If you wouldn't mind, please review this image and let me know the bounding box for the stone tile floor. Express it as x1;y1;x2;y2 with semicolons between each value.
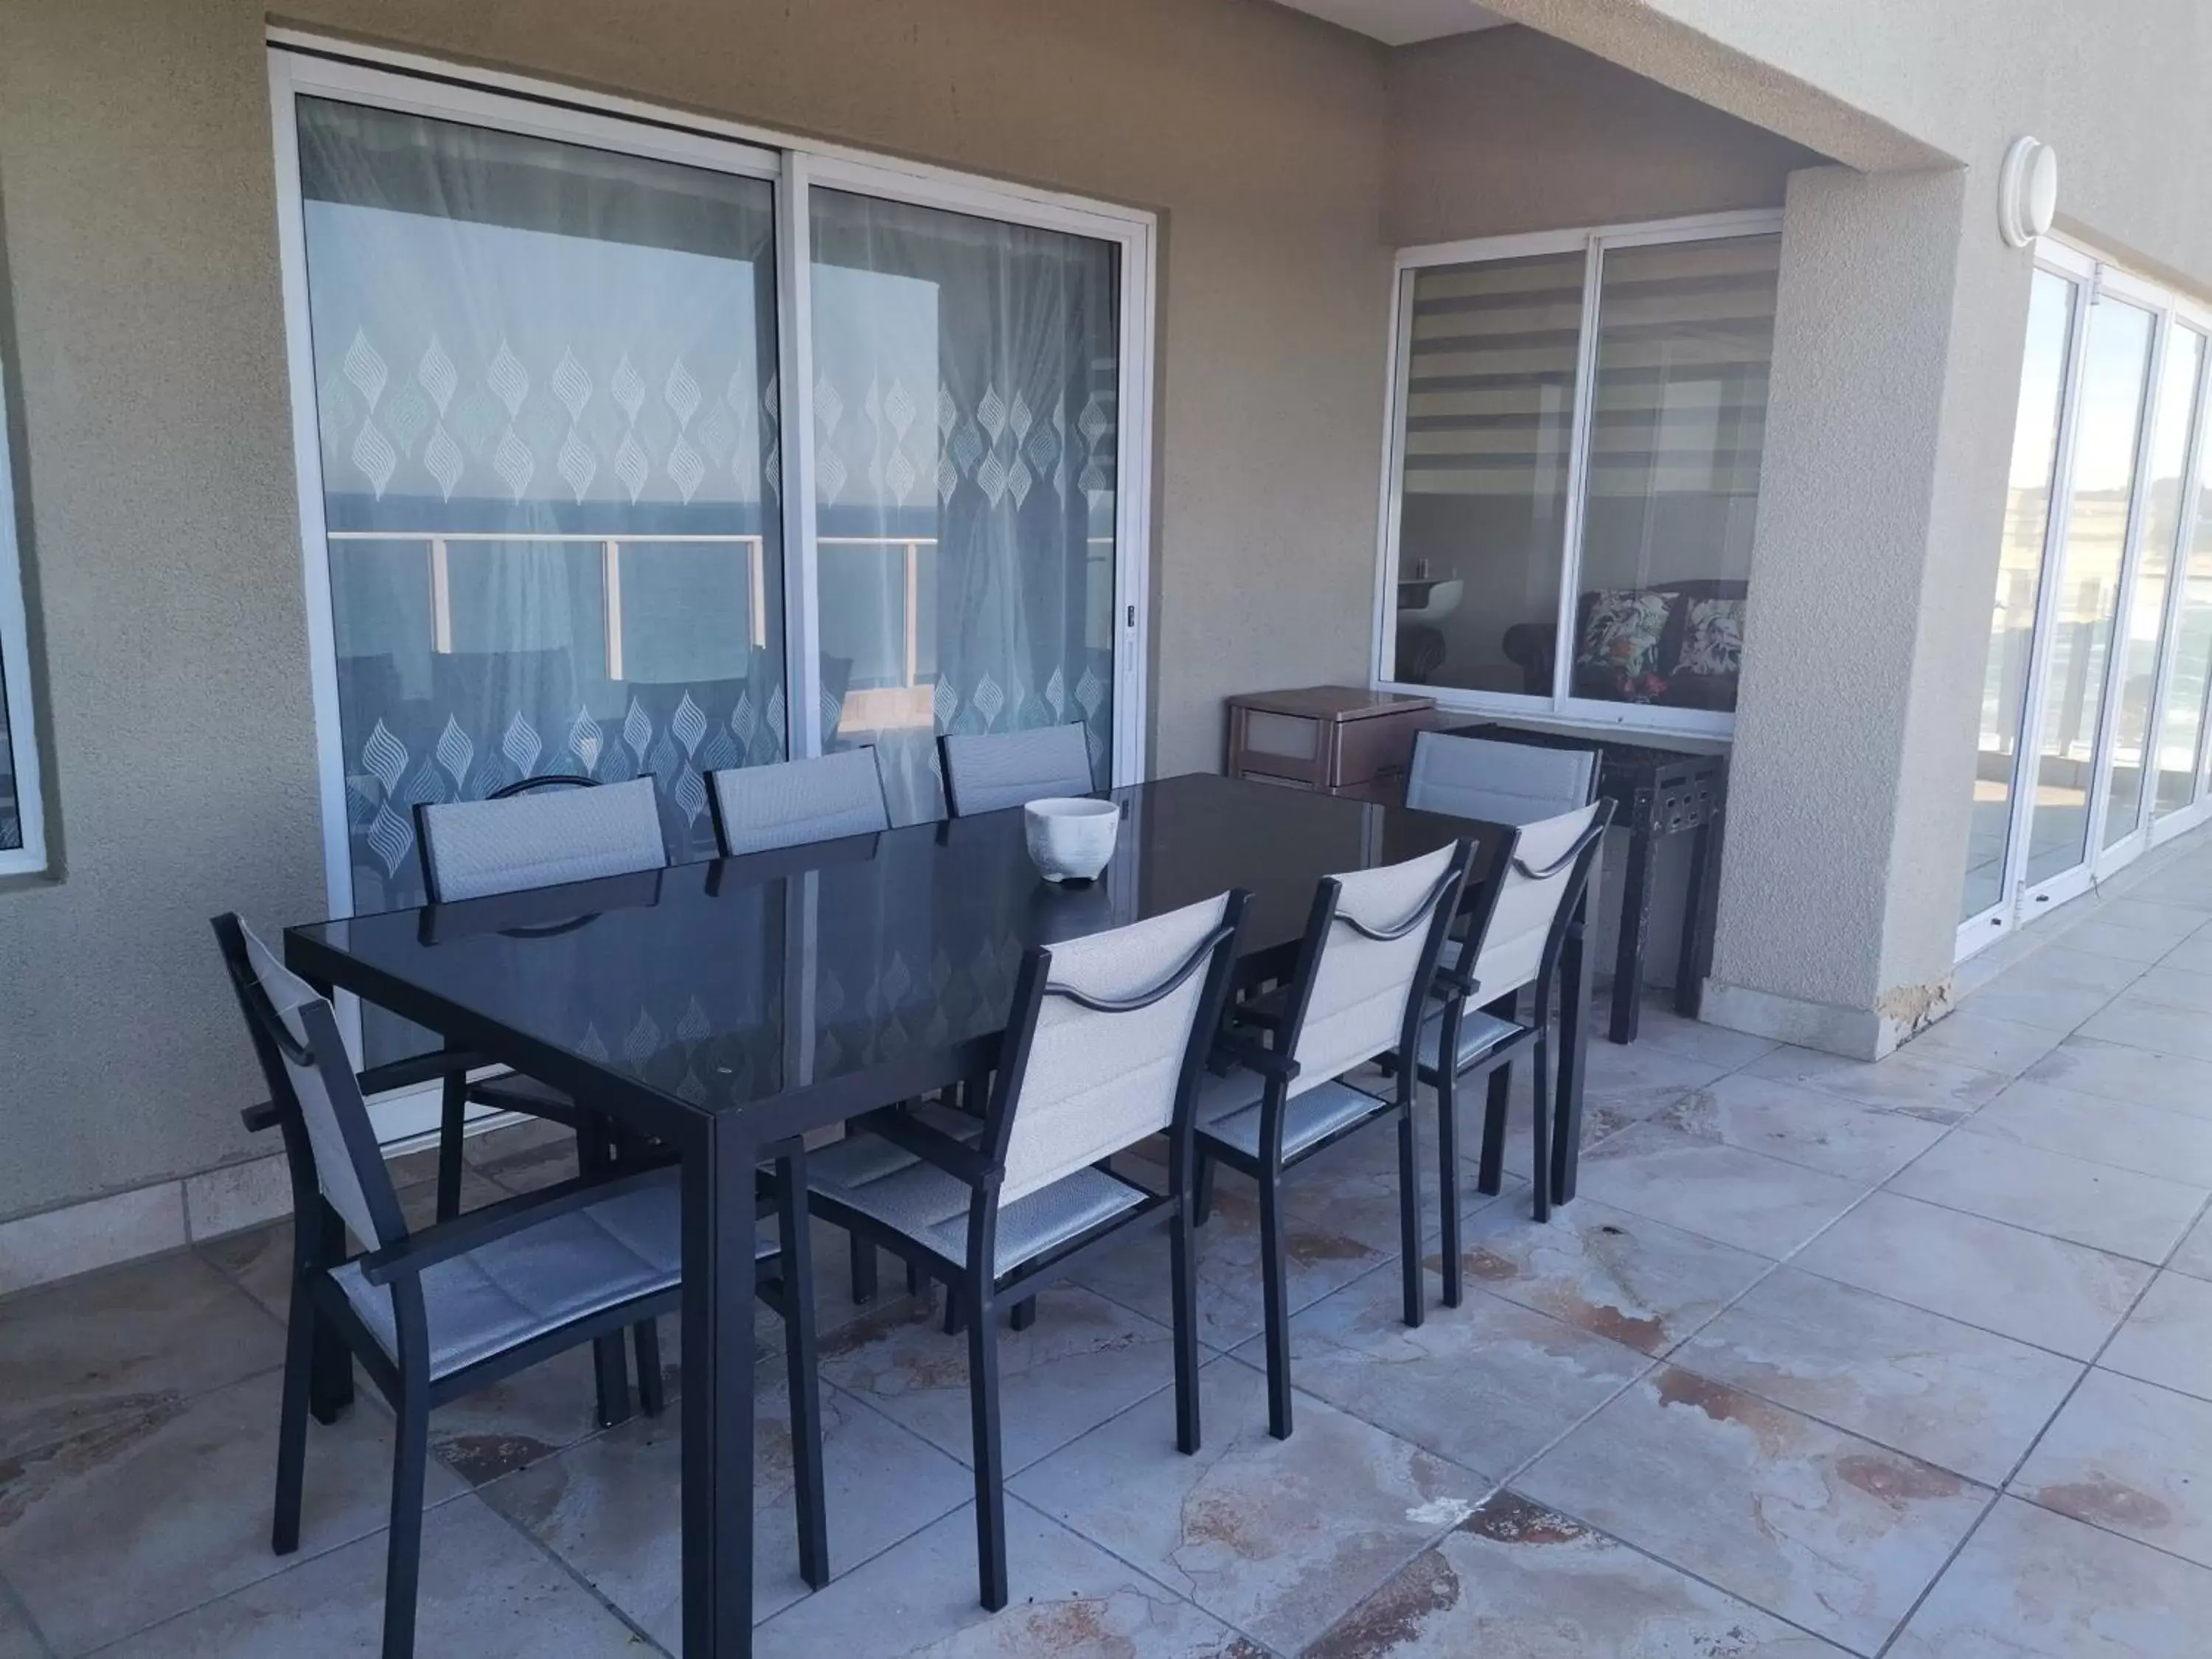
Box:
10;843;2212;1655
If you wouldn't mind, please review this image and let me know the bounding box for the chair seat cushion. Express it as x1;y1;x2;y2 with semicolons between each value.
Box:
1196;1073;1390;1162
809;1139;1144;1276
1417;1006;1526;1076
333;1171;706;1380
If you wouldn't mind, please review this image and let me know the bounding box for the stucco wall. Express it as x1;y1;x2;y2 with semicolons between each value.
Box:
1384;26;1820;247
0;0;1391;1221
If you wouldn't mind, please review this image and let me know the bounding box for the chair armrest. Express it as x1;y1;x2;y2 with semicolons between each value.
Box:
355;1163;672;1286
858;1110;999;1189
1210;1028;1300;1085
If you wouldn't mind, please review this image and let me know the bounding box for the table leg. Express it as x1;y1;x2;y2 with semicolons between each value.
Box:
1552;869;1596;1206
1609;813;1656;1045
1674;810;1724;1020
681;1114;757;1658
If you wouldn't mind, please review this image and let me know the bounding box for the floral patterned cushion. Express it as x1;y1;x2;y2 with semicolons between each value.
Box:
1679;597;1746;678
1576;590;1672;679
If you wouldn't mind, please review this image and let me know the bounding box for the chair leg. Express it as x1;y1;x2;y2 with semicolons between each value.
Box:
633;1318;666;1418
434;1071;468;1224
1436;1068;1464;1308
1530;1033;1553;1225
382;1390;430;1659
1193;1152;1217;1227
273;1278;315;1555
965;1271;1009;1611
849;1235;879;1304
776;1162;830;1591
1396;1104;1424;1329
906;1259;924;1298
308;1204;355;1425
1258;1169;1293;1441
1170;1206;1202;1455
942;1283;964;1336
1009;1296;1037;1332
1477;1062;1512;1196
577;1123;632;1428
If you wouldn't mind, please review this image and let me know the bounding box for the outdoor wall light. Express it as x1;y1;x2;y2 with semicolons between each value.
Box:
1998;136;2059;248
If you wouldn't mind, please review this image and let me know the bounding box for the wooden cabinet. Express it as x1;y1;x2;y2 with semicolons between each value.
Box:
1225;686;1436;795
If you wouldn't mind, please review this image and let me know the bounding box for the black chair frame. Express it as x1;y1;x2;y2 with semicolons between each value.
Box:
212;913;827;1659
1193;843;1472;1441
1421;801;1613;1295
804;892;1249;1613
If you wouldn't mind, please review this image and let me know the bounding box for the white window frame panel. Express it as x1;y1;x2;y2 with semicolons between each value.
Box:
1369;207;1784;743
268;40;1158;1124
1957;238;2212;961
2140;302;2212;852
0;369;47;878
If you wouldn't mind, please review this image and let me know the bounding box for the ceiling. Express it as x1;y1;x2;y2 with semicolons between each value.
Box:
1270;0;1508;46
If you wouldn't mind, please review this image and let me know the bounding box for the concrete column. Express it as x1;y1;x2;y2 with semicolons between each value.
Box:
1703;163;2034;1057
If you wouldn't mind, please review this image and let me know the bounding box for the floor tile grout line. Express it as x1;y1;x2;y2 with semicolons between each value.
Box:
1868;1192;2211;1659
0;1563;58;1659
477;1478;678;1657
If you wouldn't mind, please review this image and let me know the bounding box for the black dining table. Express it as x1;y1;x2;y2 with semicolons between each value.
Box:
283;770;1595;1657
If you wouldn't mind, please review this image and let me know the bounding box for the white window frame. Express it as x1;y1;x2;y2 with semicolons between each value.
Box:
1956;237;2212;961
1368;208;1784;742
0;369;47;878
266;39;1157;1131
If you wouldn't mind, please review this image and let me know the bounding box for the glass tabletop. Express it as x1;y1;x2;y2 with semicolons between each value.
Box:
288;771;1486;1124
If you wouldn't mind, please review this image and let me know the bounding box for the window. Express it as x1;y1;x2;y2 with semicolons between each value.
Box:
270;46;1151;1082
0;367;46;877
1377;214;1781;734
1958;242;2212;956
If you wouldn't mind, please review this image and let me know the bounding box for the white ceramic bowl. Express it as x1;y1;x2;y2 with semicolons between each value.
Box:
1023;796;1119;883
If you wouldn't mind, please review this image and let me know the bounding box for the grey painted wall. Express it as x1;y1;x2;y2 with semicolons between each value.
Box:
1384;26;1820;247
0;0;1391;1221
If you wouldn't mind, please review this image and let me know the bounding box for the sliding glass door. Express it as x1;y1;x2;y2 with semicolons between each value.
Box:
1962;268;2077;928
273;52;1152;1098
808;189;1119;823
1959;245;2212;956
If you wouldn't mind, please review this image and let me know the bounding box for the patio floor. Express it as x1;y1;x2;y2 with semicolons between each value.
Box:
9;846;2212;1655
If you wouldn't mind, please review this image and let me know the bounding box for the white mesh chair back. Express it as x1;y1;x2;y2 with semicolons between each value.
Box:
997;894;1231;1206
1290;843;1458;1092
711;748;890;856
1406;732;1595;827
941;724;1094;817
418;776;665;902
236;919;397;1249
1469;801;1604;999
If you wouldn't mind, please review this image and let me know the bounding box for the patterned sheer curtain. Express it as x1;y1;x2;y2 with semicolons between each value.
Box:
809;189;1119;824
297;98;785;1064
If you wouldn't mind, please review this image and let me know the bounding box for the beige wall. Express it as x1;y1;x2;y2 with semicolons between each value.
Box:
0;0;1391;1221
1384;26;1819;247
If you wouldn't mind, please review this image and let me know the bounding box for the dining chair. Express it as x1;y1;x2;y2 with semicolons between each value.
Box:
937;723;1095;816
413;773;669;1424
413;773;669;1217
800;891;1248;1611
708;746;891;857
1193;840;1472;1441
1405;730;1597;825
211;912;827;1659
1394;801;1612;1291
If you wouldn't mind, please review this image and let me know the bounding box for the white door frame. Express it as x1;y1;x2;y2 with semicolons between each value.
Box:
267;40;1158;1127
1958;244;2212;961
